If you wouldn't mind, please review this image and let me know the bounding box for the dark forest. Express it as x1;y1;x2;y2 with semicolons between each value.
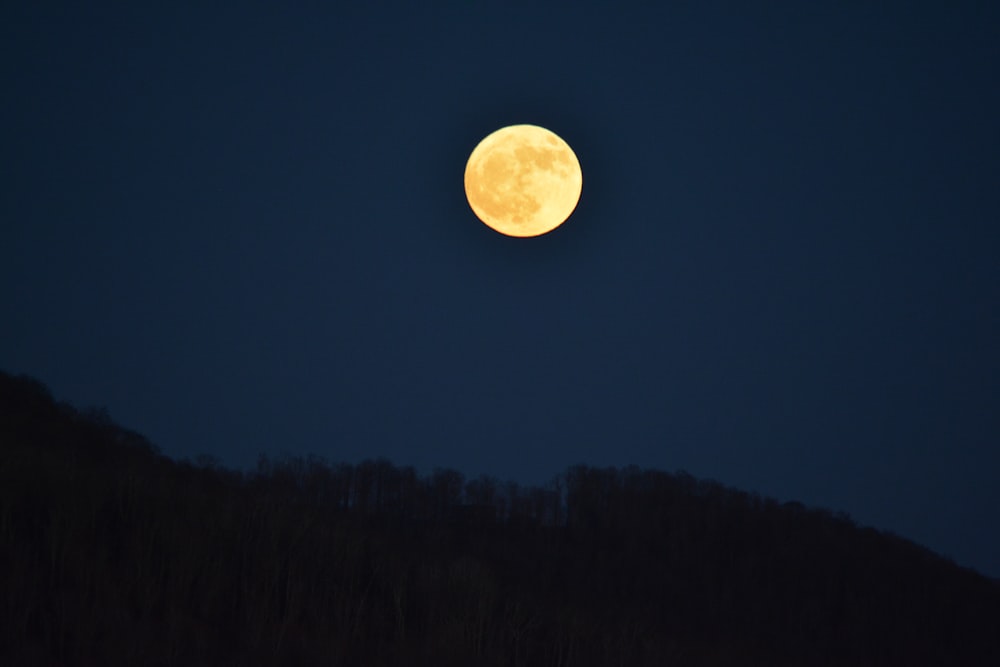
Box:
2;370;998;666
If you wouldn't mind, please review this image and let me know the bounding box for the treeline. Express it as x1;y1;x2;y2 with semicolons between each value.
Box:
2;370;999;666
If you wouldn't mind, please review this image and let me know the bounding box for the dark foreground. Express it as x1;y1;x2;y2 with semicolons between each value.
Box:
2;370;998;666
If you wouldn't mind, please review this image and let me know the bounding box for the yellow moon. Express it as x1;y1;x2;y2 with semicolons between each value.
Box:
464;124;582;237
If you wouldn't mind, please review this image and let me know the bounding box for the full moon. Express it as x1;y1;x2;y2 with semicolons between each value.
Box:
464;124;582;237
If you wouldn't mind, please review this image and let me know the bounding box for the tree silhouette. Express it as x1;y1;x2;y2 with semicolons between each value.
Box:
2;369;999;666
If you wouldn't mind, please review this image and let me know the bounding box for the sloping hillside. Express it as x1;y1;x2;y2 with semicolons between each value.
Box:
2;370;998;666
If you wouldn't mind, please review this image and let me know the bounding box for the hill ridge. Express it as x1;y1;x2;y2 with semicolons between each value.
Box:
2;370;998;666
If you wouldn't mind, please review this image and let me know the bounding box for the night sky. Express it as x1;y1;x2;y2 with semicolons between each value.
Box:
3;3;998;577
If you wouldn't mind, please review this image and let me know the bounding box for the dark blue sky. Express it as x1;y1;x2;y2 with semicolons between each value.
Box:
3;3;998;577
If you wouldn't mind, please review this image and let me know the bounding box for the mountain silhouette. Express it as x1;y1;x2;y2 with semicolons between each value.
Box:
2;369;998;666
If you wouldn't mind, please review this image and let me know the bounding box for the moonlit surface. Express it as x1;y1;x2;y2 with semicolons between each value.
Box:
464;125;583;237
